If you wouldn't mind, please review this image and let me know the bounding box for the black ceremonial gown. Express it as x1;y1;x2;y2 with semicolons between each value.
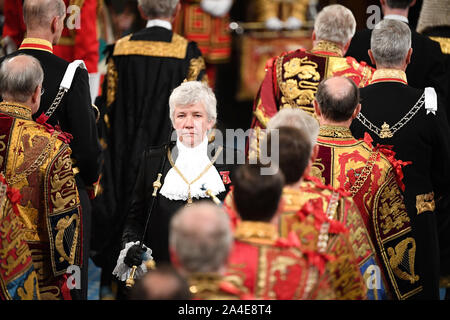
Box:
122;141;239;264
350;79;450;299
92;26;207;270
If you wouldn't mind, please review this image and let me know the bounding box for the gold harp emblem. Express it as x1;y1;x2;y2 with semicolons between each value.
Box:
379;122;393;139
55;214;79;264
387;237;419;284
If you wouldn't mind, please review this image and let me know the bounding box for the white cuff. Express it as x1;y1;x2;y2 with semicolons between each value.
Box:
112;241;153;282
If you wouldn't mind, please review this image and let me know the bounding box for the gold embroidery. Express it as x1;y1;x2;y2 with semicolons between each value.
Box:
106;59;118;107
416;192;435;215
379;122;393;139
54;214;80;264
311;159;326;185
430;37;450;55
0;134;6;170
113;33;188;59
186;57;206;81
0;102;33;120
235;221;278;245
378;179;410;235
318;126;353;139
17;271;39;300
348;151;378;197
19;38;53;53
312;41;343;56
50;151;77;212
387;238;419;284
371;69;408;84
188;272;238;300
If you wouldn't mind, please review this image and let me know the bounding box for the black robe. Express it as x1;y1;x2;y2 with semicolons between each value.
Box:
346;19;449;116
122;141;239;263
92;26;206;267
350;81;450;299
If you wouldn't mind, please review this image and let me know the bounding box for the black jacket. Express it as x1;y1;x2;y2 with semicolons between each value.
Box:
350;81;450;299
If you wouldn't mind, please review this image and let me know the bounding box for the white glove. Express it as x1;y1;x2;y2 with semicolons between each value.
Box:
200;0;233;17
265;17;284;30
112;241;153;282
284;16;303;30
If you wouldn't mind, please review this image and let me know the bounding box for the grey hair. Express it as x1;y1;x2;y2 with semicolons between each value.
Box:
0;54;44;103
371;19;411;68
267;109;319;147
169;81;217;125
169;202;232;273
23;0;66;28
314;4;356;46
138;0;179;19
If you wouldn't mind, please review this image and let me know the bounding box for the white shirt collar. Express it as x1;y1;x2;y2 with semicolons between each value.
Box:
160;137;225;202
146;19;172;30
384;14;409;24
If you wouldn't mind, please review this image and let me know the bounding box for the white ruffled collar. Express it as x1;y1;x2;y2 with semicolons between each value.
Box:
160;137;225;202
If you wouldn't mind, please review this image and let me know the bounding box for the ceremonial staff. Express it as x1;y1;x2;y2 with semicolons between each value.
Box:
126;128;175;288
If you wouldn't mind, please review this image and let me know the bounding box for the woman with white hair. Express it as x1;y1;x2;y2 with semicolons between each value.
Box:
113;81;238;281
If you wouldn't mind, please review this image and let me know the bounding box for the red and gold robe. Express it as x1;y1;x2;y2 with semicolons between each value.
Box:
251;40;374;129
312;125;422;299
224;220;336;300
0;102;82;300
0;173;40;300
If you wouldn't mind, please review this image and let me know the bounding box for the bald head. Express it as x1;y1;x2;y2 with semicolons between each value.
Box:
169;202;232;274
315;77;360;122
23;0;66;30
0;54;44;112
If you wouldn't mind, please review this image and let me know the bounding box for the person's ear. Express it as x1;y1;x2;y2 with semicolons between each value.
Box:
313;100;321;118
352;104;361;119
368;49;376;66
405;48;413;66
343;39;351;55
172;2;181;22
50;16;59;34
137;4;149;20
31;86;40;104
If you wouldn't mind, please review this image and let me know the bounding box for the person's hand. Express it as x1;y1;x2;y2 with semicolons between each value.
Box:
124;244;145;268
265;17;284;31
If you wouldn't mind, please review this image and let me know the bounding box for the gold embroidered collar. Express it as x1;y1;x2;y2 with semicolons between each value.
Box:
319;125;354;139
0;102;33;120
19;38;53;53
234;221;278;244
311;41;343;57
371;69;408;85
188;272;222;295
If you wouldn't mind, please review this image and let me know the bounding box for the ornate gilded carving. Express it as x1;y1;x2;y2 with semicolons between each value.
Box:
416;192;435;215
387;238;419;284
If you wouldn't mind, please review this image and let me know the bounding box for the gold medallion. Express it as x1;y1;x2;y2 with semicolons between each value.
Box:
379;122;393;139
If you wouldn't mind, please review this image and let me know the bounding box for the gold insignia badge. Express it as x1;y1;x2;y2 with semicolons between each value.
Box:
379;122;393;139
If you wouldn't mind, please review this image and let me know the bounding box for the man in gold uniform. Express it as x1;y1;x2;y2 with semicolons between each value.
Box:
311;76;422;299
250;4;374;131
0;55;81;299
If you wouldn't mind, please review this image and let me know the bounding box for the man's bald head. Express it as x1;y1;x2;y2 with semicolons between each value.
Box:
23;0;66;29
315;76;360;122
0;54;44;109
169;202;232;274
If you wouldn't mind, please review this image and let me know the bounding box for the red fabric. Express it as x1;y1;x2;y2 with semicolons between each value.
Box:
54;0;99;73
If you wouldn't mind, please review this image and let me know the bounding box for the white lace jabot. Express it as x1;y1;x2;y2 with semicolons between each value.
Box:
160;137;225;201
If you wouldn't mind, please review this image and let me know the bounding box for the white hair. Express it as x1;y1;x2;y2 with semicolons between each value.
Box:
169;81;217;125
0;54;44;103
267;109;319;147
371;19;411;68
169;202;232;273
138;0;179;19
314;4;356;46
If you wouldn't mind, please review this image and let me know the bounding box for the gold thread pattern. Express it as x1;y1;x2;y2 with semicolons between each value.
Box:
106;59;118;107
387;238;419;284
186;56;206;81
416;192;435;215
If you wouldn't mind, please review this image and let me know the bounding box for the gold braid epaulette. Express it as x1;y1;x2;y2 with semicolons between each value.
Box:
113;33;188;59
